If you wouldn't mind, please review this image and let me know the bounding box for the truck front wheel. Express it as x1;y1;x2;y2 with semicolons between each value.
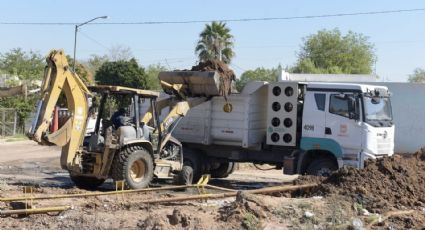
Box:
306;158;338;177
111;146;154;189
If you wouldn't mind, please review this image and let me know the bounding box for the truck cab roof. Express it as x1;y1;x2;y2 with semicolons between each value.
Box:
303;82;389;93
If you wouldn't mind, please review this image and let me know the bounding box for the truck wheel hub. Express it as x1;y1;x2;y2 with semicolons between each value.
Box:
317;168;332;177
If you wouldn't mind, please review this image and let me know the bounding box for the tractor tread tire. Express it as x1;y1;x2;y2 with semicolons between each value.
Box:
183;149;203;182
175;165;194;185
111;145;154;189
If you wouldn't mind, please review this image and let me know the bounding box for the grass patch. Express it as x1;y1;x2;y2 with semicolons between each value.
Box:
243;212;259;230
3;134;27;142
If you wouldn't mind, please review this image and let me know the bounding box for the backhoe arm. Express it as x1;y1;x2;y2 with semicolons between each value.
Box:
140;80;207;152
28;49;90;169
157;97;207;151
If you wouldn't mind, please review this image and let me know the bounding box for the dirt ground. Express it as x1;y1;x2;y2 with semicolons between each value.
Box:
0;141;424;229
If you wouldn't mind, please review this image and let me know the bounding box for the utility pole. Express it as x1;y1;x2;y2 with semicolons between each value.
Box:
73;16;108;71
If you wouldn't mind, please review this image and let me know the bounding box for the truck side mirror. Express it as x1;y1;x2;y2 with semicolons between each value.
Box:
347;97;359;120
349;111;359;120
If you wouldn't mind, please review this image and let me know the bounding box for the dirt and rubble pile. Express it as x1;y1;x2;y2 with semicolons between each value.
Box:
191;60;236;97
313;149;425;213
218;191;268;229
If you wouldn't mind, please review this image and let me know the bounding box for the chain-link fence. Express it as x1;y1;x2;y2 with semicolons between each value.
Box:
0;108;18;137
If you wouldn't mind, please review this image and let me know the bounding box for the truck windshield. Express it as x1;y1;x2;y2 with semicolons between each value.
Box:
364;96;393;127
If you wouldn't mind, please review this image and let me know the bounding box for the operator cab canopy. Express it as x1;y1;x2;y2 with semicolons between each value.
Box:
88;85;160;98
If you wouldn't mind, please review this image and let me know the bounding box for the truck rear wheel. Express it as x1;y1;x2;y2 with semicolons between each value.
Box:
111;146;154;189
70;175;105;190
210;162;235;178
306;158;338;177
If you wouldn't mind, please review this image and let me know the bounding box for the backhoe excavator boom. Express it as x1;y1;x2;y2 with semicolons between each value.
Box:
28;49;90;170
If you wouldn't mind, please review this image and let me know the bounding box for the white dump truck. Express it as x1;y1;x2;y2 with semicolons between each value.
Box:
166;78;394;179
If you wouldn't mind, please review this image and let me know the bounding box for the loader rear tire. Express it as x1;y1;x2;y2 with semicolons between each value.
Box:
70;175;105;190
111;146;154;189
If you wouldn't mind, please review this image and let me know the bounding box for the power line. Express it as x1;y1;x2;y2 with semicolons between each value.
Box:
229;63;247;72
1;8;425;25
78;31;110;50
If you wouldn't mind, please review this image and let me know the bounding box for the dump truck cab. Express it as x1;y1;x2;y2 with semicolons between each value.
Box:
300;83;394;172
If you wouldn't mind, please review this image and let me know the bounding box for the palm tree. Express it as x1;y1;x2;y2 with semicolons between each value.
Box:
195;21;234;64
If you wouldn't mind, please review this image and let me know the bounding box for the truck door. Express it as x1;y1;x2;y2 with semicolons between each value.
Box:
302;91;327;138
325;93;362;160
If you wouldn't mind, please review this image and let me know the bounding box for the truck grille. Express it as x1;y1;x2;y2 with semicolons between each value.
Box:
377;138;393;155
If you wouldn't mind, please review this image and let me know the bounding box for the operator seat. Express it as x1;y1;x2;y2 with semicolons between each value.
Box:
116;122;151;144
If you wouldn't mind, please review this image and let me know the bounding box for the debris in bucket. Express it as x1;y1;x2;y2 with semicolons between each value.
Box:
190;60;236;97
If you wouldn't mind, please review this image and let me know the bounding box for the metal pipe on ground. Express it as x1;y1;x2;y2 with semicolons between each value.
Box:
0;184;316;217
134;184;317;205
0;206;70;216
0;184;236;202
0;184;317;216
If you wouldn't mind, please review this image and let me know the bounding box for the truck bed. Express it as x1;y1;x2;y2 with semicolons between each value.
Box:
174;82;268;149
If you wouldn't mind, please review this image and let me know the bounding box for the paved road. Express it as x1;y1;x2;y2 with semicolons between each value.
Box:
0;140;60;162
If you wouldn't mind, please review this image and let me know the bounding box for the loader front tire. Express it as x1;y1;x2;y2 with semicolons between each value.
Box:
210;162;235;178
182;149;203;182
70;175;105;190
174;165;194;185
111;146;154;189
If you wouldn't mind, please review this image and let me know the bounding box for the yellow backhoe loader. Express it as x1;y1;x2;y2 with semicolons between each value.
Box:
27;50;221;189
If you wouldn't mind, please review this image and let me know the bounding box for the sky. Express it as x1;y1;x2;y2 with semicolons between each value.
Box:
0;0;424;82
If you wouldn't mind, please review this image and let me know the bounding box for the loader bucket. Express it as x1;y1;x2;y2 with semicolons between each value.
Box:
158;71;221;97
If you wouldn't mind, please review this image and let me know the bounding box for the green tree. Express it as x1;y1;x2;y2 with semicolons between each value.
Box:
291;29;376;74
145;64;168;90
236;66;281;92
0;94;38;132
82;45;133;80
408;68;425;83
195;21;234;64
95;58;147;89
0;48;45;131
85;54;109;77
0;48;44;81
